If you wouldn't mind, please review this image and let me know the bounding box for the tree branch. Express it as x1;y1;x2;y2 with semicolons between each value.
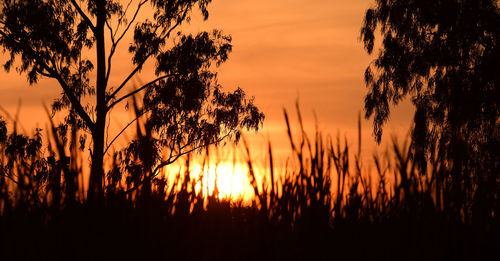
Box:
105;0;148;84
115;0;148;48
152;133;232;176
106;7;189;103
124;132;233;195
69;0;96;34
107;73;176;110
105;20;116;83
104;108;148;154
113;0;134;39
0;29;95;131
52;72;96;132
0;169;20;186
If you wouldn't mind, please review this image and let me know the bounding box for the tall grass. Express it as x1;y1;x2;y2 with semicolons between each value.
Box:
0;105;498;260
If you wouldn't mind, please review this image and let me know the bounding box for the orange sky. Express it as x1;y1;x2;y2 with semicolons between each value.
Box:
0;0;414;164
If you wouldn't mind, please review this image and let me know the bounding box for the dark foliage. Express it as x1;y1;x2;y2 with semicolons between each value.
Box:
361;0;499;227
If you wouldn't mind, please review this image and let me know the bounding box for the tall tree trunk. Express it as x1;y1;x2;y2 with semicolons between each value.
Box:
89;121;105;201
88;0;107;201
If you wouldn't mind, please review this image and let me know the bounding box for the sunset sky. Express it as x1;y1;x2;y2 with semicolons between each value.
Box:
0;0;414;165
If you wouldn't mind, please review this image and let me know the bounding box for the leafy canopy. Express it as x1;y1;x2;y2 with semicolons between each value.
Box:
0;0;264;163
360;0;499;164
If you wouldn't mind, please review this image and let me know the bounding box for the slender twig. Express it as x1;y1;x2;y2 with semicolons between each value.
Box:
69;0;96;33
114;0;148;47
113;0;134;38
105;0;148;83
106;7;189;103
104;109;148;154
107;73;176;110
1;169;20;186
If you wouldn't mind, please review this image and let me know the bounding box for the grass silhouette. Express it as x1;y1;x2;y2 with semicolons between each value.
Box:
0;105;498;261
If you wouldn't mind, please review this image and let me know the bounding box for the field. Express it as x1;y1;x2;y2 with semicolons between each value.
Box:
0;109;497;261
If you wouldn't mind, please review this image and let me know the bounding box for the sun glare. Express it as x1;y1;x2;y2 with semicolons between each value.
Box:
189;163;254;202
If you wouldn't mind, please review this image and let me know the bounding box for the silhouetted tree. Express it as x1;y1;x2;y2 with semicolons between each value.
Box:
360;0;499;222
0;0;264;200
